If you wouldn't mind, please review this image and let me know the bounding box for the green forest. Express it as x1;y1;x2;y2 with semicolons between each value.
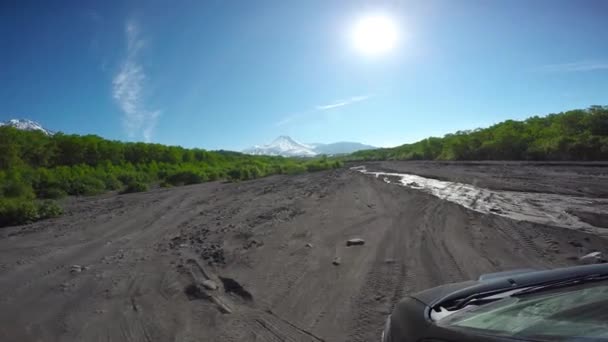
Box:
0;128;342;227
349;106;608;161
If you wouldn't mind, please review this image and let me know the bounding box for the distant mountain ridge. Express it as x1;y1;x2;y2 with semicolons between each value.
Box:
0;119;54;135
244;136;375;157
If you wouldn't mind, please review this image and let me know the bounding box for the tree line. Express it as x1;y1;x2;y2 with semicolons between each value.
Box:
348;106;608;161
0;128;342;227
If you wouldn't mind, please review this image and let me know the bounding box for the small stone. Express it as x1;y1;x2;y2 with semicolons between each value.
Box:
346;238;365;247
384;258;396;264
580;252;605;264
179;243;189;248
489;207;503;213
70;265;82;274
332;257;341;266
305;243;313;248
201;280;218;291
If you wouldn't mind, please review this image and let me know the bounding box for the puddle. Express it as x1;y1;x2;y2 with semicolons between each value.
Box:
352;166;608;236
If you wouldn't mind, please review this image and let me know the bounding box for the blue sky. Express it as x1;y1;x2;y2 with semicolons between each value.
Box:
1;0;607;150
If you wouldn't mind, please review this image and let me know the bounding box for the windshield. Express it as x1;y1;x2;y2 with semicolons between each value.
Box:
438;284;608;340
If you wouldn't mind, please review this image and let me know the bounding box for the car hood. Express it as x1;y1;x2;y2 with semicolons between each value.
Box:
412;264;608;309
410;280;479;305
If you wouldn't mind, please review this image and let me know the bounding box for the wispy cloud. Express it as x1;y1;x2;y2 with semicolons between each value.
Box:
112;20;160;142
276;94;372;127
315;95;372;110
275;115;298;127
537;60;608;72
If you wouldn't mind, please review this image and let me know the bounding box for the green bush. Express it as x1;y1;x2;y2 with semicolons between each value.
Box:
226;168;242;181
37;186;67;199
0;199;63;227
283;164;307;175
121;181;149;194
37;200;63;219
117;172;149;185
67;176;106;196
2;180;35;199
100;174;123;190
166;170;204;185
306;162;329;172
0;199;37;226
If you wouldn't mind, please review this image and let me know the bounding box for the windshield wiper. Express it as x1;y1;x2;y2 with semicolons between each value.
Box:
512;273;608;297
439;273;608;311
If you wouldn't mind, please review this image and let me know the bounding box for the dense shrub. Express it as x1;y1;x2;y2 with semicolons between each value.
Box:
2;180;35;199
36;200;63;218
166;170;205;185
37;187;67;199
121;181;149;194
100;174;123;190
67;176;106;196
0;199;62;227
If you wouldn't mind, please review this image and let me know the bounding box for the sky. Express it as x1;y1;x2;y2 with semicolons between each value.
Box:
1;0;607;150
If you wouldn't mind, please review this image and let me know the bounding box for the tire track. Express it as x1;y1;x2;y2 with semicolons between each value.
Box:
346;211;410;342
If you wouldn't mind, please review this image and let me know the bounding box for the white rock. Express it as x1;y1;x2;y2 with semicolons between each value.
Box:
580;252;604;264
346;238;365;247
202;280;218;291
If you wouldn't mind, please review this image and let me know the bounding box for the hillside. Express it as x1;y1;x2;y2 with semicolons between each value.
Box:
0;128;341;227
349;106;608;161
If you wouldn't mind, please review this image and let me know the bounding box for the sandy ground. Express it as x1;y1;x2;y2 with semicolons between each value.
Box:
1;162;608;342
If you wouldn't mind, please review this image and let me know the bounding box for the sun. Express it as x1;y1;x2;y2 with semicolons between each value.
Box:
351;14;398;56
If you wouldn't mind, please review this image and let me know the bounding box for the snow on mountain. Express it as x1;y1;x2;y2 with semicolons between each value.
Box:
0;119;54;135
244;136;316;157
244;136;376;157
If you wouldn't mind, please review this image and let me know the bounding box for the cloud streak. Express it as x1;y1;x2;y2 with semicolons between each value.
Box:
537;60;608;72
315;95;372;110
113;20;159;142
276;94;372;127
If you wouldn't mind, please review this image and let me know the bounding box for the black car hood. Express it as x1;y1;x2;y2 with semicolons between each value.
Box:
415;263;608;310
410;280;479;306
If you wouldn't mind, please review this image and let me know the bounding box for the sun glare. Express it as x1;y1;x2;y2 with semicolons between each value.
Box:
351;14;398;56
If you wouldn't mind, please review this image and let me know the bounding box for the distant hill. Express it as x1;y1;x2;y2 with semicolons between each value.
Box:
348;106;608;161
310;141;375;155
244;136;376;157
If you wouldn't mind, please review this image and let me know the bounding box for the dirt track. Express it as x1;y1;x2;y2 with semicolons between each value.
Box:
1;162;608;342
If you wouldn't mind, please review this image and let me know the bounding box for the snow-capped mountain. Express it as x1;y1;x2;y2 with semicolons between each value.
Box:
244;136;376;157
0;119;54;135
244;136;317;157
